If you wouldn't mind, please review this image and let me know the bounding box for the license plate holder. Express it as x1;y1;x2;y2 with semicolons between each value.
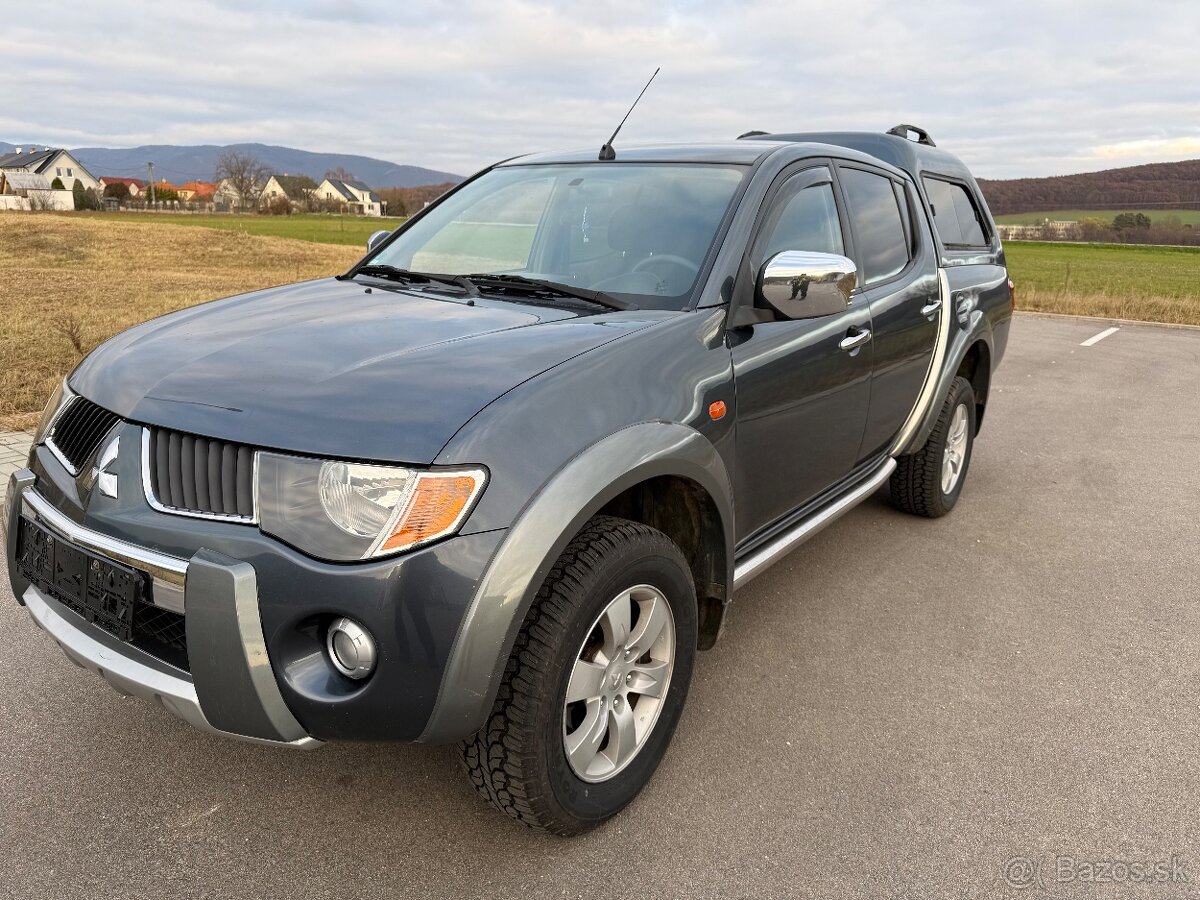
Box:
16;518;145;641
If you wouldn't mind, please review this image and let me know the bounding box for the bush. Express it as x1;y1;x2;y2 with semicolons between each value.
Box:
263;195;293;216
50;177;65;190
103;182;130;201
146;186;179;203
72;179;101;211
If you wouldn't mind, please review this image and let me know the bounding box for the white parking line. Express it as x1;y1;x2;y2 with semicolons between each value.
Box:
1081;326;1120;347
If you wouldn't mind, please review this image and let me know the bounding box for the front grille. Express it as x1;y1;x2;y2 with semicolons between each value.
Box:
47;397;121;473
146;427;256;521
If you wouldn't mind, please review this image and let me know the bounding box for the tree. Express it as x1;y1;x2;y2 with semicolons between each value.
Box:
103;182;130;201
214;151;270;210
50;176;65;190
1112;212;1152;231
324;166;356;183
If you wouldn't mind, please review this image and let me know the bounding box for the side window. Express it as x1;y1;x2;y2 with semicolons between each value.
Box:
922;176;988;247
757;180;845;265
839;168;910;285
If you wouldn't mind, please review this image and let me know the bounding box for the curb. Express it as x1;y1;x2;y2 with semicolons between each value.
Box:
1014;310;1200;332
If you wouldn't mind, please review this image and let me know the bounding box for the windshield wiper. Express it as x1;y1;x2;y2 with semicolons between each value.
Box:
463;274;634;311
354;264;479;296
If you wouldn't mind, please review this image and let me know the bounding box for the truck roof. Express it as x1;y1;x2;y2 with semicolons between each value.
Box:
745;129;980;184
501;142;780;166
500;127;978;186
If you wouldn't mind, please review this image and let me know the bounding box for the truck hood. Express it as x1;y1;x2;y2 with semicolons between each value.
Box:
70;278;660;464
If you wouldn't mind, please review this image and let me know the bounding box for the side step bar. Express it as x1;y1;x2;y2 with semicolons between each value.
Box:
732;458;896;590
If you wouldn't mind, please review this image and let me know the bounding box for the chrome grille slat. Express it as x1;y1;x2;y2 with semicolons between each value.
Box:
46;397;121;474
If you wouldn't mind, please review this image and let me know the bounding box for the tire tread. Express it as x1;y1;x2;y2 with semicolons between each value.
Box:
458;515;684;834
889;375;975;518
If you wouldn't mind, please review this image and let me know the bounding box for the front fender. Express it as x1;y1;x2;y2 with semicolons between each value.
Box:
417;421;733;743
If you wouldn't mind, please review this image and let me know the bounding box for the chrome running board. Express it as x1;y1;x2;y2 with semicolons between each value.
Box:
732;458;896;590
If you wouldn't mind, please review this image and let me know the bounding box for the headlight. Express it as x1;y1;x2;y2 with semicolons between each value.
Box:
32;379;71;445
257;453;486;561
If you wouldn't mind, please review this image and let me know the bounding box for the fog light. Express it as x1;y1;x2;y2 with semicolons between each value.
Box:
326;617;377;680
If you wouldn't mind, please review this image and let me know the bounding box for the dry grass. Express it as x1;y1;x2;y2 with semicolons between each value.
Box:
0;214;359;430
1012;288;1200;325
1005;241;1200;326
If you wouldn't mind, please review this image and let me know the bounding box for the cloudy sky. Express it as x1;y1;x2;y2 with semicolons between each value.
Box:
3;0;1198;180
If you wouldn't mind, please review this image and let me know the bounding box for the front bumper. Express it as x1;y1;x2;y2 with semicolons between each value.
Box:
6;457;505;747
6;469;318;748
23;585;320;748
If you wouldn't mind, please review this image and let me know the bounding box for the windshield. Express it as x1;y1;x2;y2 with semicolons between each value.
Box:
363;163;747;310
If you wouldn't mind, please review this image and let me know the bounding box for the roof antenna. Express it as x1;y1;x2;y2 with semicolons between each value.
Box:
599;67;660;161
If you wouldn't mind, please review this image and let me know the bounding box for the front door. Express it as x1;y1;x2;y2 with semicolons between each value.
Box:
730;165;873;543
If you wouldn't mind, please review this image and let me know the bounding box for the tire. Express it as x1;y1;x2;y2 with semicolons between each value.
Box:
889;375;976;518
458;515;698;834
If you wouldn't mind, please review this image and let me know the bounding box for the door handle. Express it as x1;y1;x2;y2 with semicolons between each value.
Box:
839;328;872;352
920;300;942;317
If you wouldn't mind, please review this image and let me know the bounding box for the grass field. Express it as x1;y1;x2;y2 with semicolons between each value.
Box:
70;210;405;246
2;213;1198;428
996;209;1200;226
1003;241;1200;324
0;215;359;430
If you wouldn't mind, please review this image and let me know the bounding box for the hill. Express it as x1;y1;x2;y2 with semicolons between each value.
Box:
979;159;1200;216
0;140;461;188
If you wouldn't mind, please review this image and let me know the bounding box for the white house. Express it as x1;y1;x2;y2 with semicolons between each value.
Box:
0;171;75;210
315;178;385;216
261;174;319;208
0;146;100;191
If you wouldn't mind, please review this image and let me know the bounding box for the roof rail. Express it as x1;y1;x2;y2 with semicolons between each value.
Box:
886;124;936;147
736;130;770;140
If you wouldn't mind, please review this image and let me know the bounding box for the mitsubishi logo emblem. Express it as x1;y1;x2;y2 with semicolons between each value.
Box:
92;434;120;499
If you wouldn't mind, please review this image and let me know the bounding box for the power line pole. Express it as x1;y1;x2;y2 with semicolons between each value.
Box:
147;162;156;205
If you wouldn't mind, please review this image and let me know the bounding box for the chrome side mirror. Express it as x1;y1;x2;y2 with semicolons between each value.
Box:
757;251;856;319
366;230;390;252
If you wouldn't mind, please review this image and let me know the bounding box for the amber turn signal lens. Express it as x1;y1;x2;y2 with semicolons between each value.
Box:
379;471;485;552
708;400;727;420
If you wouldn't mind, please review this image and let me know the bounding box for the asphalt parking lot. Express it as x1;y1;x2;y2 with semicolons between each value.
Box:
2;313;1199;899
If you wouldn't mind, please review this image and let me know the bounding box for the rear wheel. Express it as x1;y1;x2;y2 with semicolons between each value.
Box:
458;516;697;834
889;376;976;518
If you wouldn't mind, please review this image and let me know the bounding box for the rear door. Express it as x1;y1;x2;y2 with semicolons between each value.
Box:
730;164;874;542
835;163;941;458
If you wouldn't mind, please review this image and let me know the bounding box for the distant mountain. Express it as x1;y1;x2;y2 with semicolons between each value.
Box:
0;140;461;188
979;159;1200;216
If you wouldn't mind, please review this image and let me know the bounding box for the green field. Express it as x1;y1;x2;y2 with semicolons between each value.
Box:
1004;241;1200;324
70;211;407;246
996;209;1200;226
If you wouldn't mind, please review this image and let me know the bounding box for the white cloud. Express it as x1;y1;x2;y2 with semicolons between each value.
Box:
1;0;1198;179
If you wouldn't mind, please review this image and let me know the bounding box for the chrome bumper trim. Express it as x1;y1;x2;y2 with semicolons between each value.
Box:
23;585;321;750
19;486;187;613
733;458;896;590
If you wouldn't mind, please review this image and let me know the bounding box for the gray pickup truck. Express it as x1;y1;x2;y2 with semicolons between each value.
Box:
5;125;1010;834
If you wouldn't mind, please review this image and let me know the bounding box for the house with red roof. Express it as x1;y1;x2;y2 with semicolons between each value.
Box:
178;181;217;202
98;176;147;197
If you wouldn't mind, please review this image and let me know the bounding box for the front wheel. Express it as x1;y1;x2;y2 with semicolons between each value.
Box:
459;516;697;834
889;375;976;518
